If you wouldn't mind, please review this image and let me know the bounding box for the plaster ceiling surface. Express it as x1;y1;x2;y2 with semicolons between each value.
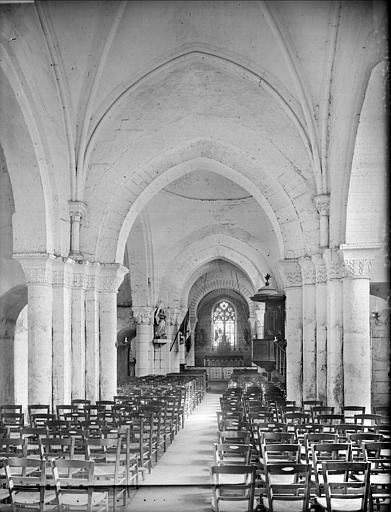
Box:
163;169;251;201
0;0;387;294
127;167;281;304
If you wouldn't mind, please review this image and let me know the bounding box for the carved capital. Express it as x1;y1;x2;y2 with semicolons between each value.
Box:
298;257;316;285
14;252;58;285
340;244;380;279
68;200;87;221
98;263;128;292
311;253;327;283
323;248;346;280
314;193;330;216
279;259;302;288
133;306;154;325
51;257;76;287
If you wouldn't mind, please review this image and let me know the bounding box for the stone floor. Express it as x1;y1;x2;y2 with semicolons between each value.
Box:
126;384;222;512
124;381;256;512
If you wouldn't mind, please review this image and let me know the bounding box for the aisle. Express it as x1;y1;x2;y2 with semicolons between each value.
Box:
126;391;221;511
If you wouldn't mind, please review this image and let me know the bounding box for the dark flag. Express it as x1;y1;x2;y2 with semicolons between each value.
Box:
170;309;190;352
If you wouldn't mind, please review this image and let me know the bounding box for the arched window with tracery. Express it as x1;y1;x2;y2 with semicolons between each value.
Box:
212;300;236;348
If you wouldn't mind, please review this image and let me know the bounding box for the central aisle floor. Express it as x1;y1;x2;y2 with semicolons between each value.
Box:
127;390;221;512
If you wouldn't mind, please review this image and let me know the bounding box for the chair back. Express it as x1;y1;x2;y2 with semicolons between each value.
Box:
262;443;301;464
211;464;256;512
213;443;252;465
263;462;311;512
322;461;370;512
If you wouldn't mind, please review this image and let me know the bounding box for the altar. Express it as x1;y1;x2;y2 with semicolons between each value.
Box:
203;352;244;367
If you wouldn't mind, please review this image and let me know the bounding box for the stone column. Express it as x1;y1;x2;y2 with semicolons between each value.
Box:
324;248;344;409
52;258;73;406
85;262;100;402
99;264;128;399
133;306;154;377
299;257;317;400
15;253;54;406
71;269;86;399
340;245;378;411
255;303;266;338
312;253;328;403
279;260;303;405
314;194;330;248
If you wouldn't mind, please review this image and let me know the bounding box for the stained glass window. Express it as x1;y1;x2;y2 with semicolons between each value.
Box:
212;300;236;348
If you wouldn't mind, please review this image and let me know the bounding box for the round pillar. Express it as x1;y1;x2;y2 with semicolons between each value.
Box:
85;263;100;402
312;253;328;403
52;258;73;406
341;245;378;411
99;264;128;400
133;306;154;377
299;257;317;400
15;254;55;406
279;260;303;405
324;249;344;409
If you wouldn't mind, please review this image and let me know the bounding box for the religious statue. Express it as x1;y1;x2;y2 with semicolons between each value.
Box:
154;303;167;339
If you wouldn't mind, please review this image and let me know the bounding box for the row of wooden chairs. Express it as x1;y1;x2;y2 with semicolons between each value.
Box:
213;385;390;511
0;376;205;510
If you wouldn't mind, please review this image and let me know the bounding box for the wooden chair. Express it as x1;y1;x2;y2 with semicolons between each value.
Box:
259;431;295;451
27;405;51;425
210;464;256;512
0;437;26;458
51;458;107;511
314;461;370;512
317;414;345;433
354;414;383;429
0;460;11;505
311;442;352;496
217;430;251;445
56;404;77;421
124;415;151;476
334;423;364;441
362;441;390;511
284;413;312;433
5;456;58;511
348;432;383;461
0;426;10;439
304;432;338;463
302;400;323;413
261;462;311;512
261;443;301;464
84;436;128;509
213;443;252;466
375;423;391;440
0;405;22;414
0;412;24;432
40;437;75;461
71;399;91;409
341;405;366;423
311;406;335;424
20;428;47;459
278;406;303;423
30;413;56;428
